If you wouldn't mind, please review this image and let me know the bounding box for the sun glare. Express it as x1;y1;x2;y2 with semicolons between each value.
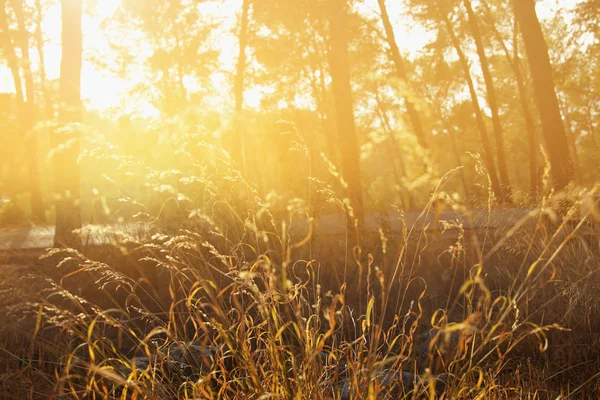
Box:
1;0;441;116
36;0;130;114
0;0;586;117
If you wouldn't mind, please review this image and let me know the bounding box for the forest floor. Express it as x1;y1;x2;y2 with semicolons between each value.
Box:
1;207;599;398
0;208;530;252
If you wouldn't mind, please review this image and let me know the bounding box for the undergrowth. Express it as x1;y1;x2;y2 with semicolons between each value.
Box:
0;129;599;399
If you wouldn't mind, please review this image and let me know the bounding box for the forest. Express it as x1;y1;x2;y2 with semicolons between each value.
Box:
0;0;599;398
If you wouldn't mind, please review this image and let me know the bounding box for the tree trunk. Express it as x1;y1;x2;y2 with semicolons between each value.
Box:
0;2;24;107
377;0;428;149
441;13;504;202
34;0;52;118
10;0;45;223
54;0;82;248
556;92;582;182
375;91;415;210
463;0;511;202
481;0;542;198
510;16;540;198
307;40;339;165
374;88;408;180
326;0;364;230
513;0;574;191
315;28;342;167
230;0;250;174
443;119;471;198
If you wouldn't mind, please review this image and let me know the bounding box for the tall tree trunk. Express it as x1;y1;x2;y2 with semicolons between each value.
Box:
481;0;541;197
34;0;52;118
513;0;574;191
511;16;540;198
326;0;364;230
10;0;45;223
374;88;407;180
441;13;504;202
309;64;338;164
374;89;414;209
0;2;24;106
307;35;339;165
230;0;250;174
463;0;511;202
377;0;428;149
556;92;582;181
442;119;471;197
54;0;82;248
315;27;342;168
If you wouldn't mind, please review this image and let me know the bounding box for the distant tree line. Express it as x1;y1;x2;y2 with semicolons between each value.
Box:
0;0;598;245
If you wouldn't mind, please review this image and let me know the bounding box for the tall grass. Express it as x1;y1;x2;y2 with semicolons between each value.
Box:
1;126;599;399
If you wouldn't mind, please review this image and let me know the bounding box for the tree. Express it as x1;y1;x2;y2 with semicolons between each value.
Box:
513;0;574;191
440;8;505;202
0;0;45;223
251;0;340;164
33;0;52;118
480;0;540;197
463;0;512;201
110;0;219;117
54;0;83;247
369;82;414;207
230;0;251;173
377;0;428;149
326;0;364;228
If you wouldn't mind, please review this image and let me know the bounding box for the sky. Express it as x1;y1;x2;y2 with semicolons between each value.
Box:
0;0;582;118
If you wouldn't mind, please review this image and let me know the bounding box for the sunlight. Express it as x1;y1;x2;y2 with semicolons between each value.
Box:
0;0;441;115
359;0;434;59
0;0;588;117
35;0;130;114
1;0;599;398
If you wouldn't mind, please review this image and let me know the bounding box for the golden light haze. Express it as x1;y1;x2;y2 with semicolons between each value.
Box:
0;0;599;398
1;0;581;117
